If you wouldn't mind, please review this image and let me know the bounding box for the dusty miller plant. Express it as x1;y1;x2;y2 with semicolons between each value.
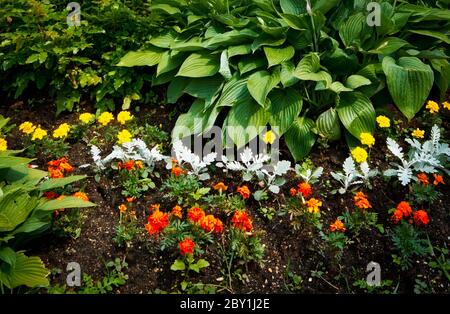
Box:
330;157;378;194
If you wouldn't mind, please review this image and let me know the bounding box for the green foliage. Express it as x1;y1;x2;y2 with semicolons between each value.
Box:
163;174;201;206
353;278;395;294
119;0;449;160
341;209;384;238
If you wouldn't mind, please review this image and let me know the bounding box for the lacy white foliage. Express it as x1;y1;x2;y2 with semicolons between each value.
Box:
168;140;217;180
90;138;165;170
330;157;378;194
261;160;291;194
294;164;323;184
384;125;450;185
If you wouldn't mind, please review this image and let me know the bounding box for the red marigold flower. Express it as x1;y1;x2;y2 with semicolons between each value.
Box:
179;238;195;255
297;182;312;198
122;160;135;171
433;173;445;186
391;209;403;224
171;165;184;177
289;187;298;197
145;210;169;235
214;218;224;233
187;207;205;224
413;210;430;226
417;173;429;186
49;169;64;178
72;192;89;202
43;191;59;199
354;191;372;209
231;210;253;232
396;201;412;217
171;205;183;219
329;219;346;232
236;185;251;199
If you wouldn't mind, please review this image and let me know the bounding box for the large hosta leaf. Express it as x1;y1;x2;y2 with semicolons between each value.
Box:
0;190;36;232
268;88;303;135
215;76;251;108
247;69;281;108
264;46;295;68
316;108;341;141
294;53;332;88
177;53;220;78
368;37;411;55
336;92;376;138
284;117;316;161
117;48;164;67
0;251;49;289
36;196;96;211
382;56;434;120
38;175;86;191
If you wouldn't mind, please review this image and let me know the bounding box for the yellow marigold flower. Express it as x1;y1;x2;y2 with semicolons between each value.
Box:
376;115;390;128
53;123;71;139
19;121;36;135
32;127;47;141
426;100;439;114
307;198;322;214
117;129;132;144
351;147;368;163
360;132;375;148
411;128;425;139
79;113;94;124
443;101;450;111
0;138;7;151
117;111;133;125
97;112;114;126
262;130;276;144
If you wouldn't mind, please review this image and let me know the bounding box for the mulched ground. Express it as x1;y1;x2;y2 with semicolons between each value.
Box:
1;95;449;294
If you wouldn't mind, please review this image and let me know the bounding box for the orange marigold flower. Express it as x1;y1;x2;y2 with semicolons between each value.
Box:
297;182;312;198
199;215;219;233
122;160;135;171
72;192;89;202
145;210;169;235
214;218;224;233
329;219;346;232
396;201;412;218
417;173;429;186
413;210;430;226
171;205;183;219
213;182;228;192
118;204;127;214
187;207;205;224
49;169;64;178
135;160;143;169
236;185;251;199
149;204;160;212
306;198;322;213
126;197;136;203
289;187;298;197
59;161;73;173
354;191;372;209
433;173;445;186
171;165;184;177
43;191;59;199
179;238;195;255
231;210;253;232
391;210;403;224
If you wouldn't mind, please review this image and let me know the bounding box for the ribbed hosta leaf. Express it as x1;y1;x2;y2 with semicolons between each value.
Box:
294;53;332;88
0;190;36;232
336;92;376;138
1;251;49;289
382;56;434;120
280;0;305;15
284;117;316;161
316;108;341;141
117;48;164;67
157;51;186;77
368;37;410;55
247;69;281;108
268;88;303;135
264;46;295;68
345;75;371;89
177;53;220;77
280;61;300;87
215;76;251;108
36;196;96;211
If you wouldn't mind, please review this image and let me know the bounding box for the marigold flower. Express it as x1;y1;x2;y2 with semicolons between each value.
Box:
53;123;71;139
97;112;114;126
79;113;94;124
179;238;195;255
126;197;136;203
73;192;89;202
145;210;169;235
171;205;183;219
171;165;184;177
396;201;412;218
149;204;160;212
443;101;450;111
32;127;47;141
413;210;430;226
307;198;322;214
19;121;36;135
354;192;372;209
426;100;439;114
329;219;346;232
187;207;205;223
411;128;425;139
118;204;127;214
376;115;390;128
200;215;223;233
360;132;375;148
262;130;276;144
0;138;7;151
391;209;403;224
135;160;143;169
433;173;445;186
231;210;253;232
289;187;297;197
213;182;228;192
214;218;224;233
117;129;132;145
49;169;64;178
351;147;368;163
417;173;429;186
297;182;312;198
237;185;251;199
117;111;133;125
